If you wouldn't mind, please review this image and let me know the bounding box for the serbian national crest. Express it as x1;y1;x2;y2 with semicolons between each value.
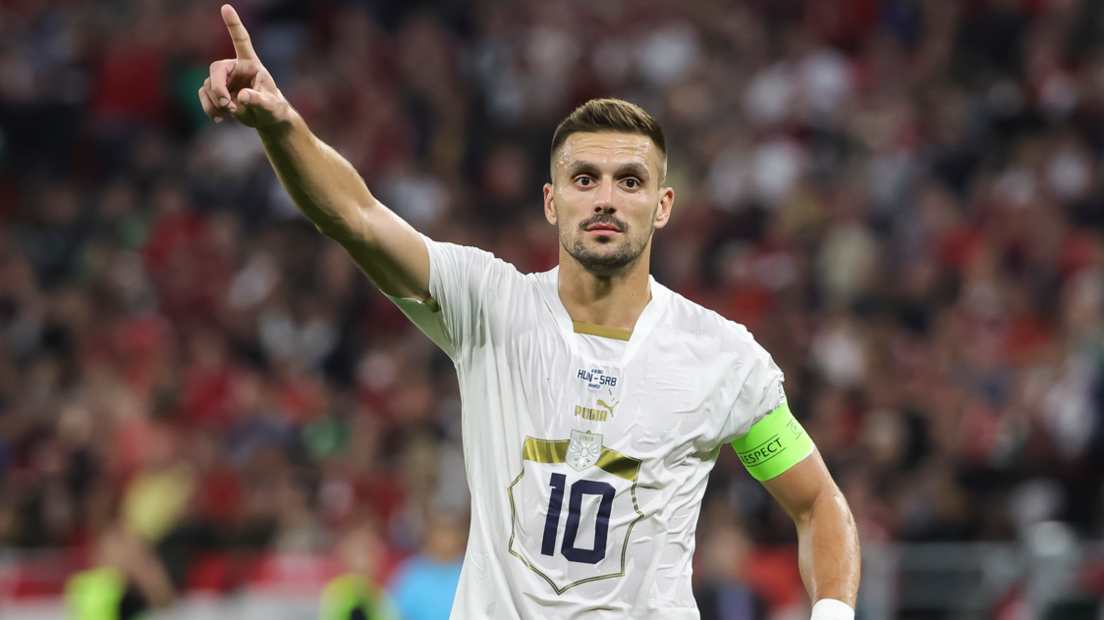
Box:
567;430;603;471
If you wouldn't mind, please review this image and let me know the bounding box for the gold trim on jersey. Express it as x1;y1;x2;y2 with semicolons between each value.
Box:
572;322;632;341
507;436;646;595
521;438;640;481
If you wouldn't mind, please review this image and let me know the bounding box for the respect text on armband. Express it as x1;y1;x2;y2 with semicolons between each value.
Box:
737;435;785;467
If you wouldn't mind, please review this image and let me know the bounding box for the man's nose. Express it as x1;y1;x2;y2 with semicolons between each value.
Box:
594;177;615;212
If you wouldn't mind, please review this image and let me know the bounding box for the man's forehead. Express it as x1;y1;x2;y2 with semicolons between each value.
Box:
555;132;661;170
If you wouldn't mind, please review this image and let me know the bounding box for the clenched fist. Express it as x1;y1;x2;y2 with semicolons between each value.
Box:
198;5;290;129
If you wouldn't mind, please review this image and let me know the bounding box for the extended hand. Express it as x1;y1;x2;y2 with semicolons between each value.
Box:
198;4;290;128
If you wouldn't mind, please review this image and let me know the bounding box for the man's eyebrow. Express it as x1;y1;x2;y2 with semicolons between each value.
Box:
565;161;601;176
615;162;650;179
564;161;651;179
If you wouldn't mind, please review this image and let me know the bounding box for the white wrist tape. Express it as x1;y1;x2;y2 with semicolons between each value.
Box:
810;598;854;620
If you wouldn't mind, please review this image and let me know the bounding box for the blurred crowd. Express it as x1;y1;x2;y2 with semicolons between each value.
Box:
4;0;1104;615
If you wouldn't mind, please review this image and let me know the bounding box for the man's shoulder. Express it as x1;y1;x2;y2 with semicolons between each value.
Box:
424;236;537;298
426;236;520;272
658;284;759;350
439;237;559;281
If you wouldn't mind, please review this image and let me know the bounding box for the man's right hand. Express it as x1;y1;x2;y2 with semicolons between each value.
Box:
196;4;431;303
198;4;290;129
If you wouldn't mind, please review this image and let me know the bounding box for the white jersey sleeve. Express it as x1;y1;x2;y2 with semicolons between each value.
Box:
384;234;516;361
720;326;786;445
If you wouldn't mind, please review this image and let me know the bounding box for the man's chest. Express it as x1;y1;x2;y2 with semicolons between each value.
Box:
495;326;733;458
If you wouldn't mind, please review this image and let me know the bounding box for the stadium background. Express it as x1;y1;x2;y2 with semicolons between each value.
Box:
1;0;1104;617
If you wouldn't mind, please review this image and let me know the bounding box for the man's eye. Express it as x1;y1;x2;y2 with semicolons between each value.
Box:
577;177;593;186
624;179;639;189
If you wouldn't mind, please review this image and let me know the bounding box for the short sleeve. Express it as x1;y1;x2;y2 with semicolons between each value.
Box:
384;234;515;361
722;333;817;481
720;334;786;445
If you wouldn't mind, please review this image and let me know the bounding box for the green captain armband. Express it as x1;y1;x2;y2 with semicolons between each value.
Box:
731;402;814;481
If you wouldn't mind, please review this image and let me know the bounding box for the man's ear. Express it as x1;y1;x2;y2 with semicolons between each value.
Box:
653;186;675;230
543;183;558;225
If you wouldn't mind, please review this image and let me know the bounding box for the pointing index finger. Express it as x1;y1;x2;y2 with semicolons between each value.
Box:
221;4;257;60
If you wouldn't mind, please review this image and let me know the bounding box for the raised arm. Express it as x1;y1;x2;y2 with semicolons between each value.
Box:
760;448;861;615
198;5;429;300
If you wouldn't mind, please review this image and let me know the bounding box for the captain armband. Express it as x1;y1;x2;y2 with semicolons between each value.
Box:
730;401;814;481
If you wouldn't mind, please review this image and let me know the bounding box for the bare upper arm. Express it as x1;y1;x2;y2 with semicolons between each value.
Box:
759;448;838;523
333;199;432;301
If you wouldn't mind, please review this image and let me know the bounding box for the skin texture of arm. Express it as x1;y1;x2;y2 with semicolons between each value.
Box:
760;448;861;606
198;5;429;301
256;117;430;300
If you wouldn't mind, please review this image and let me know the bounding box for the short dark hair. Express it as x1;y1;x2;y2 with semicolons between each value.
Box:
550;99;667;183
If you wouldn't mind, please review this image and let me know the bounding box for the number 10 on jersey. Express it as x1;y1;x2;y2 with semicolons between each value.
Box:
541;473;615;564
508;436;644;594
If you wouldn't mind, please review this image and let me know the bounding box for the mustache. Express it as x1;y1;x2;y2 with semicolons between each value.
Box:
578;213;627;232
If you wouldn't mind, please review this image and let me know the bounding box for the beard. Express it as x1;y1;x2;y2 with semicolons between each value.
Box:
560;212;652;277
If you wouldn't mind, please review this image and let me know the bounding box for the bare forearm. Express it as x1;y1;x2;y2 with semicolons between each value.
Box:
257;112;375;242
201;6;429;299
256;113;430;297
795;489;861;606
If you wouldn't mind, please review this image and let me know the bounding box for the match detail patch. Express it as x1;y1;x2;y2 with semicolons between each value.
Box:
731;402;814;481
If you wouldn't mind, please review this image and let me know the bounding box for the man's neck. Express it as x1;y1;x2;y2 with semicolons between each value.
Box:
557;246;652;333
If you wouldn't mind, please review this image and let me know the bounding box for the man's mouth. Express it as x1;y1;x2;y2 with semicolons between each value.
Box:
586;223;622;233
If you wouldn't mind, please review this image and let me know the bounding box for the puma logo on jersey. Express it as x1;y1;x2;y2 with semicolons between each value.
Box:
576;367;618;390
597;399;617;416
574;398;618;422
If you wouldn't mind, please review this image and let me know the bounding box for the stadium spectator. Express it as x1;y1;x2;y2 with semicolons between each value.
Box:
64;523;174;620
387;512;466;620
320;520;400;620
694;521;768;620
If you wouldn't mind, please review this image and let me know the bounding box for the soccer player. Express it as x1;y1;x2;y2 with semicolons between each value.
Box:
199;6;861;619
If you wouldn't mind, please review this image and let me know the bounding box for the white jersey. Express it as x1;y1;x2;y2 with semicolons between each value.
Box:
389;237;786;620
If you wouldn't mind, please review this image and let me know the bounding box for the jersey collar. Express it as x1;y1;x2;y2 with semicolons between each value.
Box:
535;266;668;366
